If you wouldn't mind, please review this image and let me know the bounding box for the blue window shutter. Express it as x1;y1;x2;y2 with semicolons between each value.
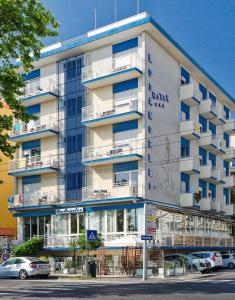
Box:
199;115;207;132
209;92;216;103
181;67;190;84
181;172;190;192
199;147;207;165
22;175;41;185
209;152;216;167
22;69;40;81
224;105;230;120
112;38;138;54
224;188;230;205
199;83;207;100
224;161;229;176
181;138;190;156
181;103;190;120
113;161;138;172
199;180;207;198
113;78;138;93
113;120;138;133
209;122;216;135
209;183;216;198
22;139;40;151
224;133;230;148
26;104;41;115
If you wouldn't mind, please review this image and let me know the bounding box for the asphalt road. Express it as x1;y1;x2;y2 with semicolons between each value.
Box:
0;272;235;300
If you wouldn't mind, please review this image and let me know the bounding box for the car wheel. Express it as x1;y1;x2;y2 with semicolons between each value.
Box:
19;269;28;280
228;263;235;270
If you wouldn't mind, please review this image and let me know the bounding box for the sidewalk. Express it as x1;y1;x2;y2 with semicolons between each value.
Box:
51;271;225;283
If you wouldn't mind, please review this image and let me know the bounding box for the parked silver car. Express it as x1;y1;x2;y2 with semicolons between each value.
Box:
222;253;235;269
164;254;211;273
190;251;223;270
0;257;50;280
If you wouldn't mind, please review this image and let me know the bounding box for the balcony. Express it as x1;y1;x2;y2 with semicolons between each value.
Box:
199;99;225;125
180;83;201;106
23;78;58;106
199;131;219;153
200;198;219;211
223;118;235;135
199;164;221;184
180;157;200;174
82;182;141;202
81;96;142;127
10;117;59;143
8;191;59;209
8;155;59;177
81;53;143;89
180;193;200;208
225;204;235;216
224;175;235;188
82;140;143;166
180;120;200;140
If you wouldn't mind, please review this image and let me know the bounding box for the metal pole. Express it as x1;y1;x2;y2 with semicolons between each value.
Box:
137;0;140;14
94;9;97;29
143;202;147;280
114;0;117;22
85;233;88;276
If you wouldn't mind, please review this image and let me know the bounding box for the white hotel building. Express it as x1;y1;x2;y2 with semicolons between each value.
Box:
8;13;235;256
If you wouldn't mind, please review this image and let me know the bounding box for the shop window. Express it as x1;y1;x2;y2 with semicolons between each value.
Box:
79;213;85;233
127;209;138;231
116;210;124;232
31;216;38;237
107;210;115;232
71;213;78;234
24;217;31;240
66;96;82;117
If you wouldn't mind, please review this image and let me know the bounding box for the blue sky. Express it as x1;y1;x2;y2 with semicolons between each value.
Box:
43;0;235;97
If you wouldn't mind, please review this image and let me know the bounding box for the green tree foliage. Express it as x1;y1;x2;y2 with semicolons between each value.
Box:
0;0;58;158
11;237;44;257
77;231;103;252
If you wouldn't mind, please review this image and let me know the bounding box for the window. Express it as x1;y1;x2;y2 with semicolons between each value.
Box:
71;213;78;234
15;258;25;264
67;172;83;190
181;103;190;120
79;213;85;233
127;209;138;231
114;170;138;186
181;67;190;85
66;58;82;79
24;217;30;240
67;134;82;153
181;138;190;157
107;210;115;232
116;210;124;232
4;259;17;266
181;173;190;193
199;83;207;100
113;129;137;146
66;96;82;117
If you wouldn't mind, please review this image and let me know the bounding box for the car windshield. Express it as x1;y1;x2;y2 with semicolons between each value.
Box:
26;257;48;263
186;254;198;260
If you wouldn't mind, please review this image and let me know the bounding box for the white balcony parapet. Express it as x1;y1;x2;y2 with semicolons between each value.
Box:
224;147;235;162
82;140;143;165
11;116;58;138
224;175;235;188
180;193;199;207
225;204;235;216
81;52;143;83
180;156;200;174
199;163;220;183
199;131;219;152
180;120;201;140
223;118;235;134
8;155;59;175
24;78;58;98
199;99;224;125
200;197;217;211
82;182;140;201
180;83;201;106
8;191;59;208
82;96;142;125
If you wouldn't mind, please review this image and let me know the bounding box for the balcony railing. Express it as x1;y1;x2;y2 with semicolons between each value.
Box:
24;78;58;98
82;96;142;124
81;53;143;82
8;155;59;174
82;140;143;163
11;116;58;137
8;191;59;208
180;83;201;106
82;182;139;201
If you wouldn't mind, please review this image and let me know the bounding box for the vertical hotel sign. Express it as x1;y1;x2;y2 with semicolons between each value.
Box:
146;53;169;192
146;204;157;235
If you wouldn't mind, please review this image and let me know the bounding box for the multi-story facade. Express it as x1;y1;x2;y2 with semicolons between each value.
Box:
8;13;235;257
0;101;16;241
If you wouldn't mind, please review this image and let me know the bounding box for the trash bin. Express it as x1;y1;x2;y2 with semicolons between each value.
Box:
88;261;96;278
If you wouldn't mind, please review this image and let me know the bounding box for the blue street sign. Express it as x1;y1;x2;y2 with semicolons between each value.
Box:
87;230;97;241
141;235;153;241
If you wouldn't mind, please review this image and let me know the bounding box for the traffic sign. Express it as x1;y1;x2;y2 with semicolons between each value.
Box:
141;235;153;241
87;230;97;241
